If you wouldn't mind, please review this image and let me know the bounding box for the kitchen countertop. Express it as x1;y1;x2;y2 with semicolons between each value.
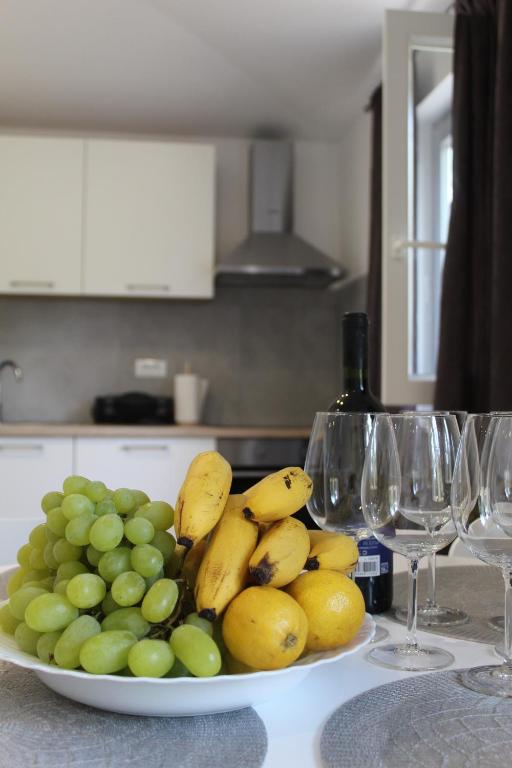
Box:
0;423;312;439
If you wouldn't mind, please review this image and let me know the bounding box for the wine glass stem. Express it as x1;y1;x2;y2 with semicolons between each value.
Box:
503;570;512;671
406;558;420;650
426;551;437;609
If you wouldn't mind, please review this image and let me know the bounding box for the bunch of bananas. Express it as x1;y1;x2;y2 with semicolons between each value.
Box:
174;451;359;624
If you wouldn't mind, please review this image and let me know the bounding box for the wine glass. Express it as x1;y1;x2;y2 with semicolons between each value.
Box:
361;412;459;671
452;414;512;696
394;410;468;627
305;412;391;642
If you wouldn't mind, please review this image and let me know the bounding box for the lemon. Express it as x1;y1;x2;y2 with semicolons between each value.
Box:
222;586;308;670
286;570;365;652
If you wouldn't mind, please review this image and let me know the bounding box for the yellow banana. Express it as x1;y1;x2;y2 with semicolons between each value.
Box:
243;467;313;523
249;516;310;587
307;530;331;548
175;451;232;549
305;532;358;574
181;539;209;591
195;494;258;621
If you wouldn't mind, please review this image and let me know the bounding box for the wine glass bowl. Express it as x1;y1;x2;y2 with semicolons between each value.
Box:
305;412;392;637
361;412;460;671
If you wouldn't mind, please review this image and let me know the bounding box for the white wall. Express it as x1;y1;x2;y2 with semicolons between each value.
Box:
336;111;371;279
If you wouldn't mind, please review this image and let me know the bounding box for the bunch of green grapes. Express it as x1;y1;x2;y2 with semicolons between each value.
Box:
0;476;222;679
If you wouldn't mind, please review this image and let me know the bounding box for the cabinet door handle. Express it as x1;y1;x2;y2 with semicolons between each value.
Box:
120;444;169;452
9;280;55;289
125;283;170;292
0;444;44;452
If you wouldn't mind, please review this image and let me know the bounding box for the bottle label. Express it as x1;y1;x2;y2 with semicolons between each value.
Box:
355;537;392;578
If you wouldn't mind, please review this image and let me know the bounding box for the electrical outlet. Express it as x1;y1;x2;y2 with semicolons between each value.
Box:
134;358;168;379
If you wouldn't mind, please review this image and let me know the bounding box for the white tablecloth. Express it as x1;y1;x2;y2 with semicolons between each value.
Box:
0;556;499;768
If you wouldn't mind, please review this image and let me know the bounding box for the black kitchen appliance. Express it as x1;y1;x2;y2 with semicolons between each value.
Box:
217;437;317;528
92;392;174;425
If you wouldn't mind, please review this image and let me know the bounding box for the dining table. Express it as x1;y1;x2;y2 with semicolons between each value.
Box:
0;554;503;768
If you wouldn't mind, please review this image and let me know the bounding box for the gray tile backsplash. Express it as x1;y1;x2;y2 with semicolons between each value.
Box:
0;276;367;426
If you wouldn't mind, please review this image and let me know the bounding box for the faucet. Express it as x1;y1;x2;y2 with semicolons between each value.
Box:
0;360;23;422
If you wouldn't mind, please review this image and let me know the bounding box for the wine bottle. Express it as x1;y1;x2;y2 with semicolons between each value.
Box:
329;312;393;614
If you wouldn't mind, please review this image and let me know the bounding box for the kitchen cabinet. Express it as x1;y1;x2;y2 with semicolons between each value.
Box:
74;437;216;506
83;139;215;298
0;438;73;565
0;135;83;295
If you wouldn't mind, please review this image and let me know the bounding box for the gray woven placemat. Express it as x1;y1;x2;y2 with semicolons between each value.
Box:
389;565;503;645
0;663;267;768
321;669;512;768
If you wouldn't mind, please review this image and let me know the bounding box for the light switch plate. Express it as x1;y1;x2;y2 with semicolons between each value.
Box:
134;358;168;379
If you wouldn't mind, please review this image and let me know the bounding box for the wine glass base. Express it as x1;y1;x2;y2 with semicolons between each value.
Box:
460;665;512;698
371;624;389;643
366;643;454;672
488;615;504;631
394;605;469;627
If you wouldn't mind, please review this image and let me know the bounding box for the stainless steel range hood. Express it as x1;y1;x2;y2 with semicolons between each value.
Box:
215;141;347;288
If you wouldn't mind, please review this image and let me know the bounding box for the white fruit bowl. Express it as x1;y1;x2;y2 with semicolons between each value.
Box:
0;603;375;717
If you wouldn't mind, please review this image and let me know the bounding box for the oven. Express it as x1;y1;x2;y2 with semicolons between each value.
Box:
217;438;316;528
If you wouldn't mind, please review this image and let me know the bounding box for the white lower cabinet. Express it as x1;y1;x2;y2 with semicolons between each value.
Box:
0;438;73;565
74;437;216;508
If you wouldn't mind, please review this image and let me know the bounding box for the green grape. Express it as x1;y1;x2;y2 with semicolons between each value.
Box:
101;591;121;615
124;517;154;545
66;573;106;609
43;542;59;570
53;615;101;669
6;568;25;596
28;548;47;571
53;538;82;564
131;544;164;578
101;607;150;639
86;544;102;567
95;499;117;517
98;547;132;582
47;507;68;537
111;571;146;607
144;569;164;590
85;480;108;503
9;585;49;621
15;622;41;654
166;657;191;678
25;593;79;633
16;543;33;568
113;488;136;515
45;527;60;544
63;475;89;496
62;493;95;521
169;625;222;677
150;531;176;563
185;612;214;637
41;491;64;514
36;630;62;663
29;523;48;550
79;630;137;674
141;579;178;623
65;512;96;547
135;501;174;532
131;489;150;508
89;514;124;552
56;560;88;582
38;576;55;591
21;569;51;585
53;579;69;596
0;603;20;635
104;489;114;500
128;639;174;678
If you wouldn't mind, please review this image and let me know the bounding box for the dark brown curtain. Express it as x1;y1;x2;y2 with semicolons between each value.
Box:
366;85;382;398
435;0;512;411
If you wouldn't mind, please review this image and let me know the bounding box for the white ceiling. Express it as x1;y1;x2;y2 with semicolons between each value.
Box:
0;0;449;140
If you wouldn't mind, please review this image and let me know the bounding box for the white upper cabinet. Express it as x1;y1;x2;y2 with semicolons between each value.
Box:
83;139;215;298
0;135;83;294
